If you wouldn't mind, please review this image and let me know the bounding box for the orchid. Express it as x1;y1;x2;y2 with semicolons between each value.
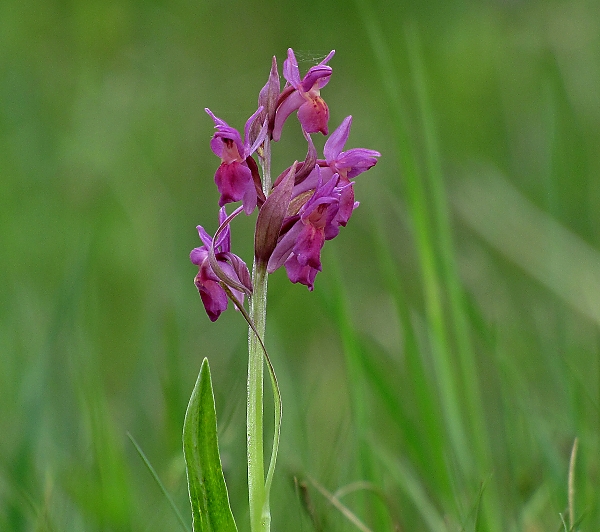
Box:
186;49;379;532
206;108;267;215
272;48;335;141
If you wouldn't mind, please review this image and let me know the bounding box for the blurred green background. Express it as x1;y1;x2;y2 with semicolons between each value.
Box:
2;0;599;530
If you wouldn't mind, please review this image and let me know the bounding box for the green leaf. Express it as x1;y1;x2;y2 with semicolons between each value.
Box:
183;358;238;532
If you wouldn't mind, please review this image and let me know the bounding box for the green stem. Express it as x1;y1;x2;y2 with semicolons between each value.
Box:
247;137;272;532
248;263;268;532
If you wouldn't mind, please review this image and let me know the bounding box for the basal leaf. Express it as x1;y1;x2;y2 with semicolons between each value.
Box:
183;358;238;532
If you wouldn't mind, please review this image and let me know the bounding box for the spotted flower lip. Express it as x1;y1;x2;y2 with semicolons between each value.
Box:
206;108;268;215
190;207;252;321
272;48;335;141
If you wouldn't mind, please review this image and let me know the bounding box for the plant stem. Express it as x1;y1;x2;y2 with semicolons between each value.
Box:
247;262;268;532
247;137;272;532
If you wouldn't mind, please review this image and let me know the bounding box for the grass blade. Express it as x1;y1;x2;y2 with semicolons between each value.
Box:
127;432;191;532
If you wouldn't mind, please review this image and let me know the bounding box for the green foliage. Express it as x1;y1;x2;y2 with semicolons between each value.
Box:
183;359;237;532
1;0;599;530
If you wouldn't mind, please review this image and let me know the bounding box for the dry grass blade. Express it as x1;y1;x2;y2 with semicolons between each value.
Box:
568;437;579;531
307;476;373;532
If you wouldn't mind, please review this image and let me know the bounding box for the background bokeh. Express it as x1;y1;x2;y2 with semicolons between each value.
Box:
2;0;599;530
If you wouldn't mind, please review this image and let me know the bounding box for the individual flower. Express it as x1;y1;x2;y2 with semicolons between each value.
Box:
190;207;252;321
272;48;335;141
267;169;342;290
320;116;381;228
322;116;381;180
206;108;267;215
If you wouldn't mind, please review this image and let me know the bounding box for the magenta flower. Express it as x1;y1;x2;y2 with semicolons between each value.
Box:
206;108;267;215
190;207;252;321
319;116;381;227
323;116;381;179
267;170;342;290
272;49;335;141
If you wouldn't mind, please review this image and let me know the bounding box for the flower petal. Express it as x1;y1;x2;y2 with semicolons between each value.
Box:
300;64;332;93
212;207;231;251
205;108;227;128
214;161;254;208
324;116;352;162
206;109;245;160
284;255;318;291
266;219;303;273
283;48;302;88
196;224;214;249
190;246;209;266
272;90;305;142
336;148;381;178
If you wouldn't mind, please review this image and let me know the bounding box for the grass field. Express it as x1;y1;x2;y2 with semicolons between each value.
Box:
1;0;599;530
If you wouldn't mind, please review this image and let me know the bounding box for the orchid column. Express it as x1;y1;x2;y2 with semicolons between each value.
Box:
186;48;380;532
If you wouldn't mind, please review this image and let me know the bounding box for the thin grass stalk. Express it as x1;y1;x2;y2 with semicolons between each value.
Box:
353;0;471;479
405;23;502;531
321;257;389;529
370;207;451;497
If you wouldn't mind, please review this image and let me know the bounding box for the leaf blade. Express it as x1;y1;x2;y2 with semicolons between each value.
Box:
183;358;238;532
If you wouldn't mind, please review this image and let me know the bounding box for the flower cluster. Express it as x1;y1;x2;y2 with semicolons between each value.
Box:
191;48;380;321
